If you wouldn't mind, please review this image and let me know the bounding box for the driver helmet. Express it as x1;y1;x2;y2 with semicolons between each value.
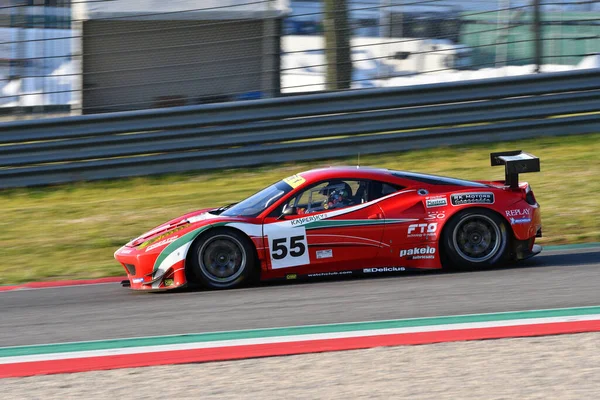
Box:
321;183;351;210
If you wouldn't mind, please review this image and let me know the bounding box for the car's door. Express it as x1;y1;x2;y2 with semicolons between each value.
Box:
261;179;386;274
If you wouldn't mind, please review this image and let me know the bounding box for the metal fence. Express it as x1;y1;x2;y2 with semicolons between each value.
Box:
1;69;598;189
1;0;598;119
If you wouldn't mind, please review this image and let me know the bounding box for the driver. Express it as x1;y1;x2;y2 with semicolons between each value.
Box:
322;182;353;210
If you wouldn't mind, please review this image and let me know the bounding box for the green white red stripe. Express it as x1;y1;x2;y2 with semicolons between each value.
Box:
151;189;418;278
1;306;599;378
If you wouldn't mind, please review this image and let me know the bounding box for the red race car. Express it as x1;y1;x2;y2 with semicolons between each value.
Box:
115;151;542;291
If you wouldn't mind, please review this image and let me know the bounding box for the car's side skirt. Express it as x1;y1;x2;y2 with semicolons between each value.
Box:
263;265;441;282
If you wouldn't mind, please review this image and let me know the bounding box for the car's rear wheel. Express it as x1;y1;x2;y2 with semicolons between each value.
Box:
442;208;509;270
188;229;256;289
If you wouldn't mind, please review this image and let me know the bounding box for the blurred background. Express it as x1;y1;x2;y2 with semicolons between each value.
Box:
0;0;598;119
1;4;598;393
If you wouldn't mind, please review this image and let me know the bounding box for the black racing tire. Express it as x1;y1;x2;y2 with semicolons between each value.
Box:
188;228;257;289
441;208;509;271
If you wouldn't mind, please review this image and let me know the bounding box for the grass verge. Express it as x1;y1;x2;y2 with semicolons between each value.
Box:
1;133;599;284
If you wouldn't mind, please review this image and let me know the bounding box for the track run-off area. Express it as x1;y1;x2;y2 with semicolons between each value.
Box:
1;244;599;377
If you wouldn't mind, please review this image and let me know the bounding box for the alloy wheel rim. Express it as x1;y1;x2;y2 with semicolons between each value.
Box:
199;235;246;283
452;215;502;263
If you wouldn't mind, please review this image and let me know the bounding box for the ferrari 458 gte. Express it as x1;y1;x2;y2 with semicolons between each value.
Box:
115;150;542;291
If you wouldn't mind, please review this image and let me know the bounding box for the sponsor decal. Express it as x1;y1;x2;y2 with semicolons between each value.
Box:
363;267;406;273
291;213;328;226
407;223;438;238
307;271;352;277
119;248;133;254
286;274;298;280
510;217;532;225
450;192;495;206
138;225;187;249
506;209;532;224
426;196;447;208
282;174;306;189
316;249;333;259
132;278;144;283
425;211;446;221
411;254;435;260
400;245;436;260
163;279;174;287
505;209;531;217
146;236;179;252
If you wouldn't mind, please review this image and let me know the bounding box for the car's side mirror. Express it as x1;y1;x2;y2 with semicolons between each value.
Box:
278;206;297;220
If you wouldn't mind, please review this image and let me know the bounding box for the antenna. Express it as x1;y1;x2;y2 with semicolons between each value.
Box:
357;153;360;169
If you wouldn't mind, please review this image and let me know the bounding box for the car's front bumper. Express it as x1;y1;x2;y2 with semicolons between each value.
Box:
114;246;188;291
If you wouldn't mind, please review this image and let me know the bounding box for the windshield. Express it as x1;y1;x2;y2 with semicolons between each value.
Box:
220;181;294;217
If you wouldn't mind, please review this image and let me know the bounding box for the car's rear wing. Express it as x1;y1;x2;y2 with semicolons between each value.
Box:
490;150;540;188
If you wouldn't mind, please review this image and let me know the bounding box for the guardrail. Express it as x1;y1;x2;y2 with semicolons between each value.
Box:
1;69;599;189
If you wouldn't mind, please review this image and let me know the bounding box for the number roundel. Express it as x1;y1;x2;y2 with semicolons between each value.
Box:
266;226;310;270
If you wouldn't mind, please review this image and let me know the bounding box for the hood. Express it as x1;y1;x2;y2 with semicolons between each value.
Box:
127;207;220;248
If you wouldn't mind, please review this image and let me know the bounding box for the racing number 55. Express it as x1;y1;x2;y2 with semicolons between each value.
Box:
272;235;306;260
265;226;310;269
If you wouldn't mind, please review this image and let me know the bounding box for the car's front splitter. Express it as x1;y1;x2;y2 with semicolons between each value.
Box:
127;265;188;291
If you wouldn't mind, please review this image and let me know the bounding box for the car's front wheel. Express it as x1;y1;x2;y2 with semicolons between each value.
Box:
188;229;257;289
441;208;509;270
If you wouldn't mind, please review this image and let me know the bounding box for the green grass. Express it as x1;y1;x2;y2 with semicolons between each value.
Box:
1;133;599;285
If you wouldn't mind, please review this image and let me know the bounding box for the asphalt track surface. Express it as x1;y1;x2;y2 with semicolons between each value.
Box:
1;246;599;347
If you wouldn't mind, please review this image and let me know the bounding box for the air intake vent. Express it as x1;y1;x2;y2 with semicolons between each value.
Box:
525;190;537;205
123;264;136;275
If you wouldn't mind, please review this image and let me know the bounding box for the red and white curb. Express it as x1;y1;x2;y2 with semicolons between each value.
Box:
1;306;599;378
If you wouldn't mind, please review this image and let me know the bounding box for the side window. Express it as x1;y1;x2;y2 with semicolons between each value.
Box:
382;183;402;196
290;181;329;213
368;181;404;201
284;180;368;215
